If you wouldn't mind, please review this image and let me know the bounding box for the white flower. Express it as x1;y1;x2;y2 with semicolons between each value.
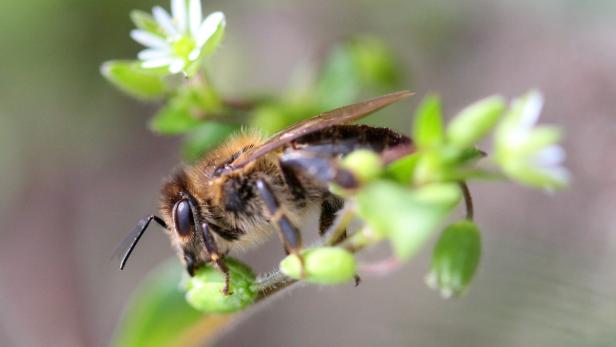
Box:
495;91;570;189
130;0;225;75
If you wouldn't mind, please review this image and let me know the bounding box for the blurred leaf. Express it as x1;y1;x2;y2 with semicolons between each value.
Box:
111;259;202;347
185;258;257;314
182;122;237;162
413;95;445;148
314;37;402;110
130;10;164;37
150;100;202;134
411;183;462;207
348;36;401;89
315;46;360;109
447;95;505;148
101;60;167;100
150;85;224;135
250;100;318;135
384;153;419;183
413;151;445;184
456;147;486;164
280;247;357;285
426;220;481;298
356;181;460;260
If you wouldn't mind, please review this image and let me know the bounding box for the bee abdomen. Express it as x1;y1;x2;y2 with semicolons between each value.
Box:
288;125;410;156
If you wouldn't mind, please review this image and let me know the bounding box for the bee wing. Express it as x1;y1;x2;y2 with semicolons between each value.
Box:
230;90;413;169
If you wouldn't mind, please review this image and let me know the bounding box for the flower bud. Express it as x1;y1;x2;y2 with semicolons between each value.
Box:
342;150;383;183
447;96;505;148
185;258;256;313
426;221;481;298
280;247;357;285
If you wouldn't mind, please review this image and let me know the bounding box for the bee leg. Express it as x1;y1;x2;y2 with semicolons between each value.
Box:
319;194;349;245
281;155;356;243
256;178;306;278
201;223;232;295
280;153;359;189
213;256;232;295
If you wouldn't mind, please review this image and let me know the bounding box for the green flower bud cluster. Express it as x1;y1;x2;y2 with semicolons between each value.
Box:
279;247;357;285
185;258;257;313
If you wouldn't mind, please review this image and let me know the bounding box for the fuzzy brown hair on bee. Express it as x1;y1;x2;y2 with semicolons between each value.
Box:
117;91;414;294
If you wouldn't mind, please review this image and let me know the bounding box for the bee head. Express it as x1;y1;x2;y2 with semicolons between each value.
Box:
160;169;213;276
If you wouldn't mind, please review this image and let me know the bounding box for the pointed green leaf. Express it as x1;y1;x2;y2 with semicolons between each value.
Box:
150;102;202;134
356;181;460;260
413;95;445;148
101;60;167;100
384;153;419;184
447;96;505;148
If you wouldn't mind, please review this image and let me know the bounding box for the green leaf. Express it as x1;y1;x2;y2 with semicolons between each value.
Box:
250;100;318;135
150;85;224;135
348;36;401;89
101;60;167;100
356;181;460;260
447;96;505;148
130;10;164;37
182;122;237;162
412;151;445;185
315;45;360;109
185;258;257;313
111;259;202;347
426;220;481;298
413;95;445;148
150;101;202;134
456;147;486;164
279;247;357;285
384;153;419;184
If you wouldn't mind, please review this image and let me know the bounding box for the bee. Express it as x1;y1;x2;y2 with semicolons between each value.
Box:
118;91;414;293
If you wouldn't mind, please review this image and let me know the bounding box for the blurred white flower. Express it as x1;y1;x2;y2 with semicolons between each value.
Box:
130;0;225;75
495;91;570;189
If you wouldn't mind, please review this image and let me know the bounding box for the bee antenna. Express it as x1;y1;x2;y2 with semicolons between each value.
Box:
114;215;167;270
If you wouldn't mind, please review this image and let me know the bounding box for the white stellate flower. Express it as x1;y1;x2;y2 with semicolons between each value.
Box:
495;90;570;190
130;0;225;75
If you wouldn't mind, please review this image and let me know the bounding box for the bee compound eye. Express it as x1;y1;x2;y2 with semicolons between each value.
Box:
174;200;194;236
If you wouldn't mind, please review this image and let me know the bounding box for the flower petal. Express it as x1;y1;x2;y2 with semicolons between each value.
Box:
544;166;570;184
189;0;203;36
131;29;169;49
138;48;173;61
172;0;187;33
519;91;543;129
188;48;201;61
152;6;177;36
169;58;186;73
196;11;225;46
532;145;565;167
141;57;174;68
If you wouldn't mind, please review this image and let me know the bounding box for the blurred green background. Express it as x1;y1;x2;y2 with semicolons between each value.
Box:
1;0;616;346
